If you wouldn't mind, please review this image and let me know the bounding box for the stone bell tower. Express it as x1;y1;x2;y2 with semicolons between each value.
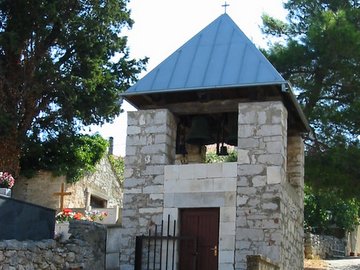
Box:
119;13;309;270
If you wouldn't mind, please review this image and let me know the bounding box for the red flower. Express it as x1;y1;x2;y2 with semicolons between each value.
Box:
74;212;83;220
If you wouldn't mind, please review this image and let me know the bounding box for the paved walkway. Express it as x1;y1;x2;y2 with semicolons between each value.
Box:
326;258;360;270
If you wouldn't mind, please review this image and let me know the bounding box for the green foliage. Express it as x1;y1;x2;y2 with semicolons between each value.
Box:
0;0;147;175
206;150;237;163
108;155;124;187
261;0;360;196
304;185;360;235
305;143;360;198
20;134;108;183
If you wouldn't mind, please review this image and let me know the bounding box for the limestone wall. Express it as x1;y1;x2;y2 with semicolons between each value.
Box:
12;156;122;211
120;109;177;269
235;101;304;270
304;232;346;259
0;221;106;270
247;255;280;270
164;162;237;270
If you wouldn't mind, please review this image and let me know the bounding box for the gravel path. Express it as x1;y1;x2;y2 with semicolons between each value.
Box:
326;258;360;270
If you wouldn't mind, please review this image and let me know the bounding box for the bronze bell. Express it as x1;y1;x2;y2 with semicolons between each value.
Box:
186;115;214;145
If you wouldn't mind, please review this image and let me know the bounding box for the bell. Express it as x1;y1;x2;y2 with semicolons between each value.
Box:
218;145;229;156
224;113;238;146
186;116;214;145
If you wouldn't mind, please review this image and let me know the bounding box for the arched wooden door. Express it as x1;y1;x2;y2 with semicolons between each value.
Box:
179;208;219;270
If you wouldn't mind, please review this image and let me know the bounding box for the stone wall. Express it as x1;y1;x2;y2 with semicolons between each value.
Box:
120;109;177;269
304;232;346;259
247;255;280;270
164;162;237;270
12;156;122;211
235;102;304;270
0;221;106;270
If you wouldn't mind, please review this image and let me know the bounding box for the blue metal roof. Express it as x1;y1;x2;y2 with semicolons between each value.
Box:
124;13;286;96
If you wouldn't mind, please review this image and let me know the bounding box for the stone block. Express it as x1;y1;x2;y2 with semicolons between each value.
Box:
237;228;265;241
126;125;141;135
218;263;234;270
145;124;167;134
204;163;223;178
220;234;236;250
138;207;163;214
219;250;235;264
163;193;175;207
258;154;285;166
238;138;260;149
193;164;207;179
125;145;137;156
222;162;238;177
220;221;236;235
237;195;249;206
164;165;179;180
178;164;195;180
150;193;163;201
257;124;284;137
154;110;168;124
266;166;283;184
143;185;163;194
220;207;236;223
144;165;164;176
237;149;250;164
252;175;266;187
238;164;265;176
238;124;256;137
213;178;236;192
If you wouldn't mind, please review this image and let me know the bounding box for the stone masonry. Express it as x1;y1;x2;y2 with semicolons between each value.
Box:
120;109;177;269
12;156;122;211
235;101;304;270
121;103;305;270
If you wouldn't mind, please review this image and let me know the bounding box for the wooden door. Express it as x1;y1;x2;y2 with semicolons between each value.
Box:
179;208;219;270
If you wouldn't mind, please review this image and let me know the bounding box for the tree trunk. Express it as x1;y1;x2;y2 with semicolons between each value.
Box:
0;132;21;177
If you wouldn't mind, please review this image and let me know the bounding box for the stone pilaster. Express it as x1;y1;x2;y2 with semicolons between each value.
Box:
281;135;305;269
235;101;287;269
120;109;176;270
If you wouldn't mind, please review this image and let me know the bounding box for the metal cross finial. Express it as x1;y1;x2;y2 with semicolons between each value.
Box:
222;1;230;13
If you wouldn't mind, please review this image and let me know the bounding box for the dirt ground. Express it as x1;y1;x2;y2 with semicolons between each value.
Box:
305;258;360;270
304;259;328;269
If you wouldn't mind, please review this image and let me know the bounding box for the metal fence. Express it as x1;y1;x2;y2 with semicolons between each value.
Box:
134;215;197;270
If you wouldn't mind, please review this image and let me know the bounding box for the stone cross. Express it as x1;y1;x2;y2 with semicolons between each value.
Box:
53;183;72;211
222;1;230;13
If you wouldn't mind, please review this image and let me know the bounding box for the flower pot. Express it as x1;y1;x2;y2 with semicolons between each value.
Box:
0;188;11;197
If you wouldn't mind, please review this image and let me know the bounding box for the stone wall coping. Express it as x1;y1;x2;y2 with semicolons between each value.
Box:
247;254;280;269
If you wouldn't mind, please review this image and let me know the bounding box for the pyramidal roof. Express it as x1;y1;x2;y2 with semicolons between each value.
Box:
124;13;286;96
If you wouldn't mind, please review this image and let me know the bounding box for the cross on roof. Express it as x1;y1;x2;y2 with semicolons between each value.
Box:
53;183;72;211
222;1;230;13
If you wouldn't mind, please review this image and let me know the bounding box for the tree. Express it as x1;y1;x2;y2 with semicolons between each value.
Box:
0;0;147;176
261;0;360;197
304;184;360;236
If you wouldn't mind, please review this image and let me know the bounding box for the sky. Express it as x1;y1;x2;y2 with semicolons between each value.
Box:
90;0;287;156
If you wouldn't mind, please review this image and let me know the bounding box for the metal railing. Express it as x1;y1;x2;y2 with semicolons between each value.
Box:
134;215;197;270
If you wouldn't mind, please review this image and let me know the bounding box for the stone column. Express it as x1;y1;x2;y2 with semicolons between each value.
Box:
235;101;287;269
282;135;305;269
119;109;177;270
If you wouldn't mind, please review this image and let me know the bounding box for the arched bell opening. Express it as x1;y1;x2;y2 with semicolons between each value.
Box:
175;112;238;164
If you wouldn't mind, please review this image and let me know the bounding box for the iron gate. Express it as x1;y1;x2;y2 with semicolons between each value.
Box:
134;215;197;270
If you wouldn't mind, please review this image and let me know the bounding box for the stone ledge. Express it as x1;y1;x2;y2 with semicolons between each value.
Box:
247;254;280;270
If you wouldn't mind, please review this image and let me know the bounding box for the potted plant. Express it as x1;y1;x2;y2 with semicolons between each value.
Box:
0;172;15;197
